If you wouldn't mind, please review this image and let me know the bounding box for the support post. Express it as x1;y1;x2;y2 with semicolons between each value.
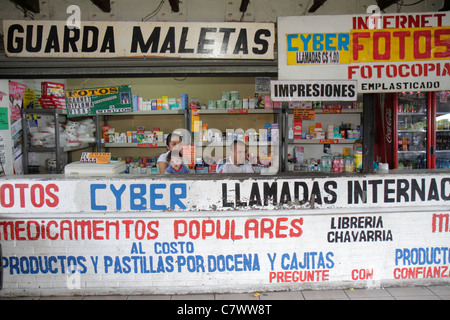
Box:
363;93;375;173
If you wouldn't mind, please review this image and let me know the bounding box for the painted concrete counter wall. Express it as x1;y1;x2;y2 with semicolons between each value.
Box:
0;171;449;296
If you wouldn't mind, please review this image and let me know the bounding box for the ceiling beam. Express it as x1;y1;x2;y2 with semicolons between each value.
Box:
376;0;398;11
308;0;327;13
168;0;180;12
439;0;450;11
91;0;111;13
10;0;40;14
240;0;250;12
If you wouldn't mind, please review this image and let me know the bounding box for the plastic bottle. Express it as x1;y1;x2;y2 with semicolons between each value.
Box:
344;156;355;172
353;139;363;172
321;156;332;173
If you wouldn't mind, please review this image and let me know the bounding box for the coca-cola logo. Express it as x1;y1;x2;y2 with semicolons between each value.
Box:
385;107;392;144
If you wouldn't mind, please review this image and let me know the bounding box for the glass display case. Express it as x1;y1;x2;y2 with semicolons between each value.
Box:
435;91;450;169
396;92;428;170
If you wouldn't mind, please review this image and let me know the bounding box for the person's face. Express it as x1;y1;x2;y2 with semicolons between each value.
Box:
170;156;182;170
168;136;182;151
233;143;246;165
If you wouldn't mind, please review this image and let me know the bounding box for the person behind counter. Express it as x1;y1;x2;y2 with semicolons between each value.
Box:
164;150;190;174
217;140;254;173
158;133;184;173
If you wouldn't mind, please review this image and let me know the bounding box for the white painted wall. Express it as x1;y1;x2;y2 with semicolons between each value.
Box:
0;173;448;296
0;210;448;296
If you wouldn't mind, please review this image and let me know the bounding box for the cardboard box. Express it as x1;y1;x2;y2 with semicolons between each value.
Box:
294;120;302;139
41;82;65;98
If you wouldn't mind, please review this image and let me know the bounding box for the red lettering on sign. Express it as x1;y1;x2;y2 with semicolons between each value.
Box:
373;32;391;60
15;184;29;208
435;29;450;58
352;28;450;62
174;217;303;240
352;32;370;61
45;184;59;207
30;184;44;207
352;268;374;280
0;184;14;207
347;62;450;79
269;270;330;283
0;183;59;208
413;30;431;59
393;31;410;60
352;14;446;30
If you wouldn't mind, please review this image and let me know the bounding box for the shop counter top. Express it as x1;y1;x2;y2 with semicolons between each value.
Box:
2;168;449;181
0;169;448;215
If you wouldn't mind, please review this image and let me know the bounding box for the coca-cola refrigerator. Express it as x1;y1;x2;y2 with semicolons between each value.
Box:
375;91;450;170
435;91;450;169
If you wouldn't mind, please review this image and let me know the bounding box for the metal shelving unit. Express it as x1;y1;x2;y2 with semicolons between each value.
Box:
100;109;190;152
283;108;364;171
98;108;284;172
191;108;284;172
21;109;97;174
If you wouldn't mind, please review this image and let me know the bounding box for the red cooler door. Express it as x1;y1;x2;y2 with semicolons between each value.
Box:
375;93;396;167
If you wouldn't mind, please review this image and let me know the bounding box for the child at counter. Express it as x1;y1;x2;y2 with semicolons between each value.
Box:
158;133;187;173
164;150;190;174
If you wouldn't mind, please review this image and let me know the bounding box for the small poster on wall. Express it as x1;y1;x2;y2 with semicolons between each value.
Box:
0;108;8;130
8;81;26;122
65;85;133;117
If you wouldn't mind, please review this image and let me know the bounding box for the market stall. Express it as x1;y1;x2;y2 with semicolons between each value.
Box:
0;11;449;297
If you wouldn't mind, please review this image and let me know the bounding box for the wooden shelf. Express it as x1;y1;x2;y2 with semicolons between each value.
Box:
286;108;363;114
102;143;166;148
288;139;358;144
104;109;186;116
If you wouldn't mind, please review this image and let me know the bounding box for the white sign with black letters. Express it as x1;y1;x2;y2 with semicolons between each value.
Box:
271;80;357;101
2;20;274;60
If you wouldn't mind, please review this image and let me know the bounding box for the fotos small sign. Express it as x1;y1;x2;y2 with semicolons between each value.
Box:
80;152;111;164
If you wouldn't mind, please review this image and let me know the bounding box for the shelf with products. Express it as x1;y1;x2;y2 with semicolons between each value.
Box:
182;89;282;172
100;109;189;155
393;92;431;170
397;153;427;170
62;75;289;172
398;129;426;133
105;109;188;116
101;143;167;148
192;140;277;147
397;92;427;113
287;139;359;144
195;108;279;115
283;102;363;173
83;85;283;174
397;132;427;152
398;115;427;131
27;143;92;153
190;107;283;173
